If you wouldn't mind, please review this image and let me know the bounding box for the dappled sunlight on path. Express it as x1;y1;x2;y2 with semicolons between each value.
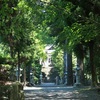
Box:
24;83;100;100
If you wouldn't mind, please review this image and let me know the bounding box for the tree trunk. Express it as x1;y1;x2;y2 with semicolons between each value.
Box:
63;49;73;85
89;41;97;87
63;39;73;85
77;58;85;85
67;53;73;86
18;51;20;82
23;66;26;86
63;50;67;84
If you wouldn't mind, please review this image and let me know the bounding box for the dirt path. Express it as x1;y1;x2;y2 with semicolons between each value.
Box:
24;84;100;100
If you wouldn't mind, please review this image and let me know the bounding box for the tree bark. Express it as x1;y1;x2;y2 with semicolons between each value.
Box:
63;49;73;85
63;39;73;86
63;50;67;84
23;66;26;86
77;58;85;85
18;51;20;82
89;41;97;86
67;53;73;86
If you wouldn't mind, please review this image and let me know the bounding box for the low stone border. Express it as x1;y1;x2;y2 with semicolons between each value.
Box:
0;82;24;100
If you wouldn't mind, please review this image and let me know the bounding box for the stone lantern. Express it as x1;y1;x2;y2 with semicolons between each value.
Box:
15;67;22;81
74;65;81;87
40;73;42;84
30;70;33;84
64;72;67;85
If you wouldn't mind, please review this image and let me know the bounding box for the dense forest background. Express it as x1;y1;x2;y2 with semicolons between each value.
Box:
0;0;100;87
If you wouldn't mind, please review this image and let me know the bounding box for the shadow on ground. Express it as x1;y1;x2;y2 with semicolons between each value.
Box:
24;83;100;100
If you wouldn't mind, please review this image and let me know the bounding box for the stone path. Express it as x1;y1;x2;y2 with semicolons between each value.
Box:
24;83;100;100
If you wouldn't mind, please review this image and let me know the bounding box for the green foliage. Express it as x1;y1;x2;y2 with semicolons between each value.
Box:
0;82;24;100
43;0;100;50
0;0;99;85
0;0;50;82
52;47;63;77
42;0;100;86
